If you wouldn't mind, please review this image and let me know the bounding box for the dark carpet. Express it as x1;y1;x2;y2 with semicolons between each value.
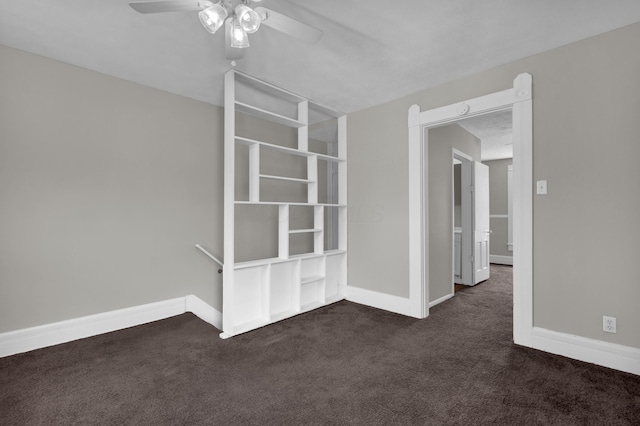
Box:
1;265;639;425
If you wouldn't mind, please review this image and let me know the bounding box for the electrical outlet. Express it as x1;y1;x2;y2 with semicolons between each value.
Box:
603;316;617;333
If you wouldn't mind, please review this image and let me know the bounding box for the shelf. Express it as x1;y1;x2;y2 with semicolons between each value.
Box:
289;229;322;234
234;256;294;269
313;152;344;163
289;252;326;260
301;275;324;285
235;136;343;162
235;201;346;207
236;102;305;128
259;174;315;183
235;71;306;104
308;101;344;119
234;250;344;269
234;71;342;119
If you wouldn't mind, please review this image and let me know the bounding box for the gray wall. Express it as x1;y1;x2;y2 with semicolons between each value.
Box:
233;115;331;262
3;22;640;350
348;103;409;296
428;125;480;302
234;114;302;262
484;158;512;257
348;22;640;348
1;44;331;332
0;45;224;332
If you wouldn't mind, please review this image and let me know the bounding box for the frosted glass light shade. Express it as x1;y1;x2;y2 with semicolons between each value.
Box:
230;18;250;48
235;4;261;33
198;3;228;34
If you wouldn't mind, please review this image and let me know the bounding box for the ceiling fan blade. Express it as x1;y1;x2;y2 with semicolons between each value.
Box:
129;1;212;14
254;7;323;44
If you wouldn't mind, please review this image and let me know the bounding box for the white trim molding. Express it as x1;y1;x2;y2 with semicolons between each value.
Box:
507;164;513;252
406;74;640;376
186;295;223;329
408;104;426;318
531;327;640;376
408;73;533;332
346;286;412;316
0;295;221;358
490;255;513;265
429;293;454;308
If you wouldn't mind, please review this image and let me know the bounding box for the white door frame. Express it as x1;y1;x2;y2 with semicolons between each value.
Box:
408;73;532;346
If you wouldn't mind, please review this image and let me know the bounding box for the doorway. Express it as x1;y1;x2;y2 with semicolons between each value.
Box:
407;73;533;345
452;150;473;288
453;111;514;295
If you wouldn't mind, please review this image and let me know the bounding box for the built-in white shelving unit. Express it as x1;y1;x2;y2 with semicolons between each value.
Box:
222;70;347;338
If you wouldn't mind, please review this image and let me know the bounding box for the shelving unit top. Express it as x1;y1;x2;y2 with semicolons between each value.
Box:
235;102;306;128
233;70;343;120
234;71;306;104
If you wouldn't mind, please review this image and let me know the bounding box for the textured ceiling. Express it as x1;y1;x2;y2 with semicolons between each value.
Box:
2;1;640;114
458;110;513;161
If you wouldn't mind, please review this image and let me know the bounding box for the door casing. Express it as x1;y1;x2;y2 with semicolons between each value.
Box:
407;73;532;346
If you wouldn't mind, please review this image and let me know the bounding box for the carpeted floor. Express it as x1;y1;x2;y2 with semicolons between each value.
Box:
1;265;639;425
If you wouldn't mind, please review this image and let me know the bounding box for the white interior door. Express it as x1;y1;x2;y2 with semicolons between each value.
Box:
455;152;474;286
473;161;490;284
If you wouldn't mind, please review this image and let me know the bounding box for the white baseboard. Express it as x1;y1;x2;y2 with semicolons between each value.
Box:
345;286;640;376
529;327;640;376
185;295;222;330
0;295;221;358
490;255;513;265
346;286;411;316
4;294;637;377
429;293;454;308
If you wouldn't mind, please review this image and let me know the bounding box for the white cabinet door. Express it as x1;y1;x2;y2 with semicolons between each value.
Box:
473;161;491;284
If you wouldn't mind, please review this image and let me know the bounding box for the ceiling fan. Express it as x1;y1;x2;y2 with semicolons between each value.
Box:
129;0;323;60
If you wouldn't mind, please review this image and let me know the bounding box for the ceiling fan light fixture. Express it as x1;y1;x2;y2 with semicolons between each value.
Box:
230;17;250;48
235;4;261;33
198;3;228;34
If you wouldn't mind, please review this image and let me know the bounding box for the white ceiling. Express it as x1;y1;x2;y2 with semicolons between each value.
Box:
458;110;513;161
2;1;640;114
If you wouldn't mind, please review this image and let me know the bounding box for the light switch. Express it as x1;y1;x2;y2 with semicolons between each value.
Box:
536;180;548;195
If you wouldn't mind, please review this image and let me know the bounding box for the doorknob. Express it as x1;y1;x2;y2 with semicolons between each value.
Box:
485;230;493;234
